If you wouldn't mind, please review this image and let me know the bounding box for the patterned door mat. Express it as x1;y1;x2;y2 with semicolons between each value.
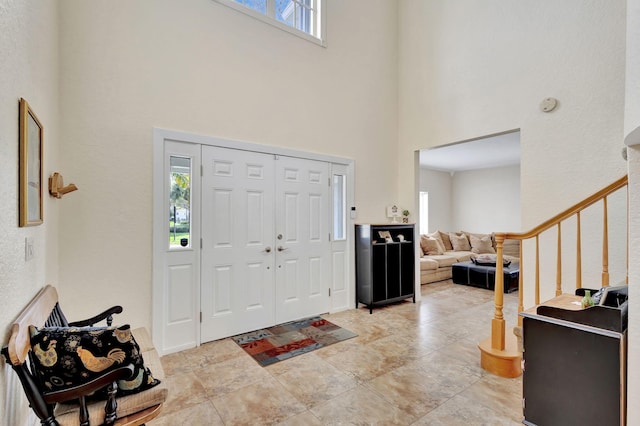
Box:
231;316;357;366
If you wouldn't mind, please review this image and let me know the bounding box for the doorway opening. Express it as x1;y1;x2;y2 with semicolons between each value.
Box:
418;130;521;235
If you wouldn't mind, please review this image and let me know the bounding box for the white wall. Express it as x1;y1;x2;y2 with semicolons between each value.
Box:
626;0;640;145
419;165;521;234
56;0;399;326
625;0;640;420
418;168;452;232
451;165;520;233
627;145;640;423
401;1;631;420
0;1;60;424
398;0;627;305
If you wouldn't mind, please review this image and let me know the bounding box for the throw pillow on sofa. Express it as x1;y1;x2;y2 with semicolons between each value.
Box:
426;231;447;252
449;233;471;251
469;235;496;254
437;231;454;251
420;235;444;255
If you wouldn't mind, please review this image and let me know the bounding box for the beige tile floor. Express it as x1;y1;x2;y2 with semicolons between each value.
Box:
149;280;522;425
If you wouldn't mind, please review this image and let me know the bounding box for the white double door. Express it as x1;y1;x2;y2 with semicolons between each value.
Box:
200;146;330;343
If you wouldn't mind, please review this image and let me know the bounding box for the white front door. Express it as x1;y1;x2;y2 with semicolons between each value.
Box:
200;148;331;343
201;146;276;342
154;130;355;355
274;156;330;324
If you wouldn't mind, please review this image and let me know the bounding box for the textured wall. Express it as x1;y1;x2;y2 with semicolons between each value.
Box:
398;0;627;303
625;0;640;420
401;1;631;421
0;1;59;425
626;0;640;143
627;146;640;423
56;0;399;326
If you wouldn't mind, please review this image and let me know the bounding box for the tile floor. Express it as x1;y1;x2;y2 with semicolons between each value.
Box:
149;280;522;425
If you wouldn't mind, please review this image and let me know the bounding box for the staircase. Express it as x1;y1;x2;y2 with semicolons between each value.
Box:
478;175;629;378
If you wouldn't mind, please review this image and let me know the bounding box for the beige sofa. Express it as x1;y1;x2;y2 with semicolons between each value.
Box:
419;231;520;285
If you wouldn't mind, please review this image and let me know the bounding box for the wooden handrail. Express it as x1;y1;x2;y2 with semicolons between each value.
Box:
482;175;628;374
495;175;627;241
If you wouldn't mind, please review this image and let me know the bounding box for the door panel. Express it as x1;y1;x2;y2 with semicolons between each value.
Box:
212;189;232;246
275;156;330;323
213;265;232;314
201;149;332;342
201;146;275;343
168;264;195;323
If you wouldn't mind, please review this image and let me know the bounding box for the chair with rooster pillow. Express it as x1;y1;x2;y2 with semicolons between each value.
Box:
2;285;168;425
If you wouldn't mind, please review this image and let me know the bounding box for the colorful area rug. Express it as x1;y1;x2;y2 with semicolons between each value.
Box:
232;316;357;366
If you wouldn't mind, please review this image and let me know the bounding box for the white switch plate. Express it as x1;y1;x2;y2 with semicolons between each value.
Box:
25;237;34;261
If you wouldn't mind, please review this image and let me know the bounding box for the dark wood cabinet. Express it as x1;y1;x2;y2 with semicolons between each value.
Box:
521;293;627;426
355;224;415;313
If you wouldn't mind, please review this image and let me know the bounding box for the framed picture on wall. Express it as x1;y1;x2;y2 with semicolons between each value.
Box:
19;98;43;227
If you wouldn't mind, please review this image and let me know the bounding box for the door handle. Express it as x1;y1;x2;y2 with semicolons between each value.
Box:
277;246;288;252
264;246;272;253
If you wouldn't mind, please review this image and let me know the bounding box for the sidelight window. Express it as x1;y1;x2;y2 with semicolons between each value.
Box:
332;174;346;241
169;156;192;249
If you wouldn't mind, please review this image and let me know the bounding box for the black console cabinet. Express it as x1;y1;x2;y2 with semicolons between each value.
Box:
355;224;415;313
521;291;628;426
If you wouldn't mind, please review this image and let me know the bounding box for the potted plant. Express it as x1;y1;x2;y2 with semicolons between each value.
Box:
402;209;410;223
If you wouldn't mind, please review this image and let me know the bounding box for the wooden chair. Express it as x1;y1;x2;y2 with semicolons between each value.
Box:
2;285;168;425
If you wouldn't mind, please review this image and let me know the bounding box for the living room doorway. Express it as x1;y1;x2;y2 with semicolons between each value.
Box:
417;130;521;236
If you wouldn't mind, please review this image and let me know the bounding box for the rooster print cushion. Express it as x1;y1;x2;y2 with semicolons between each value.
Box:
29;324;160;396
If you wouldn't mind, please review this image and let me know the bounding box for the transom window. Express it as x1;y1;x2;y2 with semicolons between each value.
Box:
215;0;325;46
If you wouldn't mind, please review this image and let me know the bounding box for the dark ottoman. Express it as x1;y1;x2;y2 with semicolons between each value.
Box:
452;261;519;293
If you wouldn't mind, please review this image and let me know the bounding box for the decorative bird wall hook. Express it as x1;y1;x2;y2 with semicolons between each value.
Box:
48;172;78;198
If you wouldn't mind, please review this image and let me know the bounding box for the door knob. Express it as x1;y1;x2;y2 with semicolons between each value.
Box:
277;246;288;252
264;246;272;253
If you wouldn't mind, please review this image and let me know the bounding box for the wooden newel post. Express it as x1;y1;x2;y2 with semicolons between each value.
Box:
480;232;522;377
491;235;506;351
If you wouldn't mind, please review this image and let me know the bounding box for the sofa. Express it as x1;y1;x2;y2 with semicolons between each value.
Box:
419;230;520;285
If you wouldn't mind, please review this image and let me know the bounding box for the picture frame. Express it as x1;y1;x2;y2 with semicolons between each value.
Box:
386;205;400;223
19;98;43;227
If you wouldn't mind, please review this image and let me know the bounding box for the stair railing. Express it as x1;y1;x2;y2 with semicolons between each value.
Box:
489;175;628;354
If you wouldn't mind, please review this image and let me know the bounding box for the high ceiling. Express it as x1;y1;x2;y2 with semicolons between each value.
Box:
419;131;520;172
